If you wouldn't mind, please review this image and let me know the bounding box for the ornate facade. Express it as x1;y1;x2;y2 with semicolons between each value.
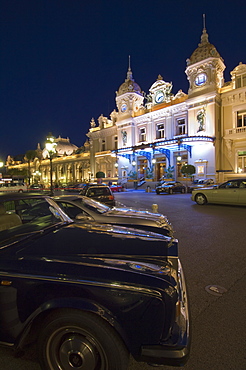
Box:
7;137;91;186
5;22;246;187
87;23;246;185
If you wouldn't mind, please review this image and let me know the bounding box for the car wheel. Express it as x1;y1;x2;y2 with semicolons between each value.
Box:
18;189;23;193
156;190;160;194
38;309;129;370
195;193;207;205
169;188;173;194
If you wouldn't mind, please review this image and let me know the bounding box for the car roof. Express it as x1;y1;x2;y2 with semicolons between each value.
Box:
228;178;246;181
88;185;109;188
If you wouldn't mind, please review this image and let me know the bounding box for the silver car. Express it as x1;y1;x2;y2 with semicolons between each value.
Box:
54;194;174;237
191;178;246;205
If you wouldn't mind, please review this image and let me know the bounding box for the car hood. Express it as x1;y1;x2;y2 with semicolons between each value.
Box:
107;207;169;223
15;222;178;259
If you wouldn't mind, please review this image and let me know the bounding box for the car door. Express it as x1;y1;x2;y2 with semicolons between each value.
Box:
238;180;246;205
214;180;240;204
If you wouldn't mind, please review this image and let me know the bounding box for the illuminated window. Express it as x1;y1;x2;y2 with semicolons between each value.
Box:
156;123;165;139
101;139;106;151
176;119;186;135
139;127;146;142
114;136;118;150
197;165;205;175
237;112;246;127
238;151;246;173
236;74;246;88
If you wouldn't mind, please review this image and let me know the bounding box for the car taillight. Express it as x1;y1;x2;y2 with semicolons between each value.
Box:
109;195;114;200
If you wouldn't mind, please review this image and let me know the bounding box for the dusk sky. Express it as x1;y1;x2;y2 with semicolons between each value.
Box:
1;0;245;160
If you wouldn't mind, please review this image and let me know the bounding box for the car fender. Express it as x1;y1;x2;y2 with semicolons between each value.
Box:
16;296;130;352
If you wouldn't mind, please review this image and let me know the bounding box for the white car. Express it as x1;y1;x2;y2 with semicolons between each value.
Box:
191;178;246;206
0;182;27;193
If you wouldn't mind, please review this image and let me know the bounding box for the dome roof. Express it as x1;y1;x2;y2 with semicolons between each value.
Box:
231;62;246;75
117;65;143;96
55;137;78;156
187;27;222;66
42;136;78;159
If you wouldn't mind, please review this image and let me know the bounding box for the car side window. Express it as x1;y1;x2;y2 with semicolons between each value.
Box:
87;189;94;196
228;181;239;188
58;202;85;219
220;181;238;189
2;200;16;213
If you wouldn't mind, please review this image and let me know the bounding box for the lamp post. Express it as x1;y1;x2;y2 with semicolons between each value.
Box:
45;133;57;196
152;158;156;181
0;161;4;181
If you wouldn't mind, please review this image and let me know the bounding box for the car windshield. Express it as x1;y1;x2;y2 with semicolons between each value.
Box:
0;197;70;246
74;197;110;214
87;187;111;196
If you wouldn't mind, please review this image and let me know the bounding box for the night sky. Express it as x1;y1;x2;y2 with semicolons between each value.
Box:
1;0;246;160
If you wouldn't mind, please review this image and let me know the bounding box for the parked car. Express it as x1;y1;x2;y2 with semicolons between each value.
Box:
0;192;190;369
191;178;246;205
79;183;115;206
66;183;86;192
187;178;215;193
110;184;123;192
156;181;186;194
0;182;27;193
54;194;174;237
28;183;44;192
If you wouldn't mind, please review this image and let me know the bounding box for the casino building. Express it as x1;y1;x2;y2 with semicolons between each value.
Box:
87;23;246;185
6;23;246;187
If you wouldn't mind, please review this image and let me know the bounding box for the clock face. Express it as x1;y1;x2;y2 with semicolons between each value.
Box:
121;103;127;112
195;73;207;86
155;91;164;103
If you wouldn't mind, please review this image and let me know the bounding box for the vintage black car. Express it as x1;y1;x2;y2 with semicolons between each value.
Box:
156;181;186;194
0;193;190;370
54;194;174;237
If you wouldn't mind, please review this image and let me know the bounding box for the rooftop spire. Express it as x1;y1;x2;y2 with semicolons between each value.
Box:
127;55;133;80
199;13;209;45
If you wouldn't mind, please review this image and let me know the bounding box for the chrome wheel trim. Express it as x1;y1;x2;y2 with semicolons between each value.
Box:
46;326;107;370
195;194;207;205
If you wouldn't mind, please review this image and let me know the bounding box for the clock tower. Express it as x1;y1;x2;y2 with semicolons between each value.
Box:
185;16;225;98
115;57;144;118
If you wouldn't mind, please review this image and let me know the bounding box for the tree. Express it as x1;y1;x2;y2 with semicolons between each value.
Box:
181;164;196;178
164;165;174;179
25;150;37;185
95;171;105;184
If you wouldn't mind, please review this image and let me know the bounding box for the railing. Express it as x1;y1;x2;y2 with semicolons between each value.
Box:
226;127;246;135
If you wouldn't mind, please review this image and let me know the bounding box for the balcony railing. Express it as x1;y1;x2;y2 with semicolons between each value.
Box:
226;127;246;135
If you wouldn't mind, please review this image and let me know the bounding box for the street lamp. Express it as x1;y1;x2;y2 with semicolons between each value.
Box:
45;133;57;195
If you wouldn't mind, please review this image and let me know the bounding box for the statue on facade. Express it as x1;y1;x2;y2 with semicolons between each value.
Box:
90;118;96;127
225;139;233;157
197;107;206;132
121;130;127;146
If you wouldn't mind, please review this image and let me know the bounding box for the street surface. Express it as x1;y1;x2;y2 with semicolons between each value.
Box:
0;190;245;370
